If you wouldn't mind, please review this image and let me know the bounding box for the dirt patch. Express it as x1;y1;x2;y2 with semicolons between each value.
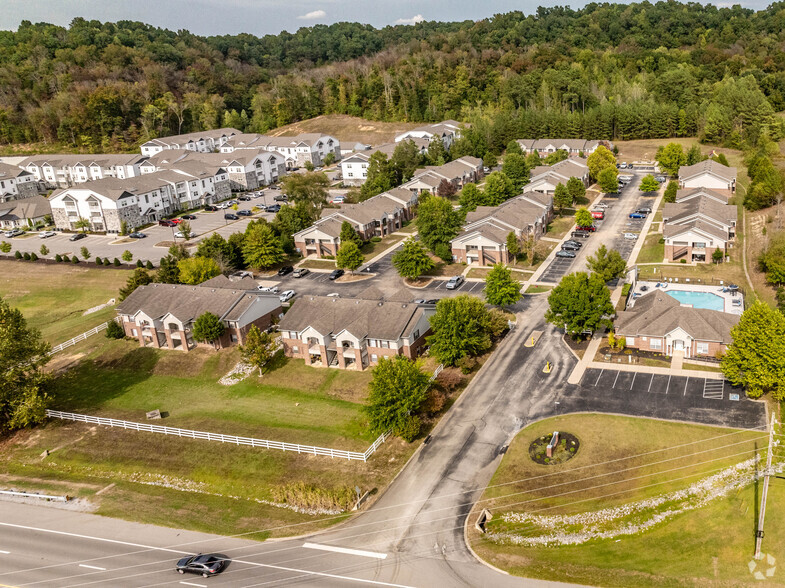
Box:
269;114;420;144
562;335;589;359
154;240;177;248
46;352;87;374
403;277;434;288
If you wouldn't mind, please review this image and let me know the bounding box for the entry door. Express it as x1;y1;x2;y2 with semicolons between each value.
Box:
674;340;684;351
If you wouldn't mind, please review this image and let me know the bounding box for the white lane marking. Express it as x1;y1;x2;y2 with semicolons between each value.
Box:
78;564;106;571
666;374;671;394
302;542;387;560
647;373;654;393
0;522;411;588
630;372;637;390
179;582;207;588
594;369;603;386
0;549;9;554
612;370;620;388
684;376;689;396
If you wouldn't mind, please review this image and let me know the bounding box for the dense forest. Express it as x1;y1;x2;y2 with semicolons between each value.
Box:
1;3;785;152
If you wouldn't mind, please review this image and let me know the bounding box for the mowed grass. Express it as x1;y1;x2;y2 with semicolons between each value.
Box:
0;339;416;538
470;414;773;587
546;215;576;238
635;233;665;264
0;260;130;343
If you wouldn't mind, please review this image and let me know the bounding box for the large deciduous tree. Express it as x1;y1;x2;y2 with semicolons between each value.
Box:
365;356;431;442
177;256;221;285
427;295;493;366
484;264;522;308
458;183;484;211
483;171;516;205
575;208;594;228
336;241;364;273
392;238;434;280
192;312;225;346
240;325;277;376
664;180;678;203
502;153;529;190
586;244;627;282
639;174;660;192
566;176;586;203
586;145;616;180
0;296;51;434
545;272;614;337
281;172;330;216
655;142;686;176
360;151;394;200
721;302;785;399
597;166;619;193
554;182;572;214
243;222;285;270
415;196;464;256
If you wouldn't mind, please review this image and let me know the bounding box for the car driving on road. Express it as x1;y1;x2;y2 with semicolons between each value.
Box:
176;553;228;578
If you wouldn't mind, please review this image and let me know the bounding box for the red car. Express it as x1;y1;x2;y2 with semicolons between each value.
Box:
169;218;182;225
158;220;176;227
576;225;596;232
591;210;604;220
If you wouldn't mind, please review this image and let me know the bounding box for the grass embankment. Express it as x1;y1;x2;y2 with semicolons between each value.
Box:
470;414;776;587
0;260;130;343
0;340;416;539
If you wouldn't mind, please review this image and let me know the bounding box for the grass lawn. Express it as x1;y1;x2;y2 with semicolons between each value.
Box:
525;285;552;294
0;339;416;539
470;414;775;587
424;257;466;277
298;258;336;269
546;216;575;239
0;260;131;344
360;234;404;259
635;233;665;264
683;361;724;373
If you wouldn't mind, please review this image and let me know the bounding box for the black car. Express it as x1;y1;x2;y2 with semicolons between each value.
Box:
561;242;580;251
571;231;591;239
224;213;239;220
266;204;281;213
426;299;439;304
277;265;294;276
237;195;252;201
69;233;87;241
204;205;218;211
329;269;344;280
176;553;228;578
563;239;582;248
555;250;576;258
237;210;253;216
128;232;147;239
180;214;197;220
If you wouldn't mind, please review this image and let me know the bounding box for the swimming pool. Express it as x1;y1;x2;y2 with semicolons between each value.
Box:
667;289;725;311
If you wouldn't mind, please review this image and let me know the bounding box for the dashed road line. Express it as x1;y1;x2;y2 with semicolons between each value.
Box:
78;564;106;570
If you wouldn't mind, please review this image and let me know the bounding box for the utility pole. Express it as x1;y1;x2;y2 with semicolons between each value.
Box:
755;413;776;559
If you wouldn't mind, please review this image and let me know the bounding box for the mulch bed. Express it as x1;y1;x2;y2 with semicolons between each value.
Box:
529;432;580;466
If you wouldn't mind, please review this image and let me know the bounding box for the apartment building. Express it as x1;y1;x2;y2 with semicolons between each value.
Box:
0;163;39;202
139;128;241;157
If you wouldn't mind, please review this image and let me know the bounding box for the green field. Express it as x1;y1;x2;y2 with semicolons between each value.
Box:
470;414;777;587
635;233;665;264
0;260;130;344
0;340;416;538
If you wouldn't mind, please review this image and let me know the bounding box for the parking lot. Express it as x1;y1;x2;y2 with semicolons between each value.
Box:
561;367;767;430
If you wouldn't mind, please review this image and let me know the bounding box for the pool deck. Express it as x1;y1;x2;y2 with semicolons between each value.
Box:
630;280;743;316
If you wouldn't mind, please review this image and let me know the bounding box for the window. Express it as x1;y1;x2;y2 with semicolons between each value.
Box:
696;342;709;355
292;345;299;353
627;337;635;346
693;242;706;248
230;334;238;343
650;339;662;350
131;329;137;337
371;354;378;362
412;330;420;340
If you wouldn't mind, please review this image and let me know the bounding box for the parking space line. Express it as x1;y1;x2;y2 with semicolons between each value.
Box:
594;369;603;387
612;370;620;388
630;372;637;390
647;373;653;393
684;376;689;396
665;374;671;394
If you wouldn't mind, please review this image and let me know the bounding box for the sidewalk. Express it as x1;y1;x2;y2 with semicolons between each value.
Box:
583;359;725;380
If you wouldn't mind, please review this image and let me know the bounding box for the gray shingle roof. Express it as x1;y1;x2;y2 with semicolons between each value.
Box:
679;160;736;183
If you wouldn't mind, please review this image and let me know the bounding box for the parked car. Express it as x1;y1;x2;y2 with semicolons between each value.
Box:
571;230;591;239
445;276;464;290
173;231;190;238
169;218;182;225
654;175;667;183
329;269;345;280
277;265;294;276
266;204;281;213
69;233;87;241
561;242;581;251
555;250;576;258
636;207;652;214
224;213;239;220
158;219;176;227
216;202;229;209
629;212;646;219
327;292;340;297
175;553;228;578
237;195;252;201
330;195;345;204
575;225;596;232
237;210;252;216
624;233;638;240
426;299;439;304
180;214;197;220
128;232;147;239
39;230;56;238
274;194;288;202
591;210;604;220
204;205;218;211
292;268;310;278
227;200;238;206
279;290;296;303
4;229;24;237
619;162;628;169
258;286;279;293
563;240;583;248
232;271;253;278
483;166;491;173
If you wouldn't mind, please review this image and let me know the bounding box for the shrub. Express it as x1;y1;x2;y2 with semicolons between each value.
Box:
30;252;38;261
105;320;126;340
456;356;477;374
434;243;452;262
104;258;112;266
39;244;49;256
94;257;102;265
71;255;79;263
62;255;70;262
14;250;22;259
121;250;133;262
0;241;10;254
680;258;687;264
621;283;632;297
55;254;62;262
113;258;121;266
23;252;31;260
146;260;154;270
371;236;382;243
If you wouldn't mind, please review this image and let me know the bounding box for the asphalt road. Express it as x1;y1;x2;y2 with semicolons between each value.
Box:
0;294;765;587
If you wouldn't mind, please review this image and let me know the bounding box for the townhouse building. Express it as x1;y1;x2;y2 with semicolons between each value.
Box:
678;160;737;192
293;188;417;258
139;128;241;157
516;139;610;157
18;154;147;190
662;196;737;263
340;139;429;186
116;283;282;352
451;192;553;265
402;156;484;195
0;196;52;230
278;294;434;370
0;163;39;202
219;133;341;168
395;120;465;150
523;158;590;195
675;187;731;205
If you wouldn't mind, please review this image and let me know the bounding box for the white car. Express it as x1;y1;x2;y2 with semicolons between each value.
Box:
216;202;229;209
258;286;279;294
326;292;340;297
39;231;56;238
624;233;638;240
173;231;194;239
279;290;295;303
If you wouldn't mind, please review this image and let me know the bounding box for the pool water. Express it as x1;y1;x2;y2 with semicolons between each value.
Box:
667;290;725;312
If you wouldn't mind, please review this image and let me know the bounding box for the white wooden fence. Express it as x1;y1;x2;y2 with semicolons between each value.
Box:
45;410;390;462
48;322;111;355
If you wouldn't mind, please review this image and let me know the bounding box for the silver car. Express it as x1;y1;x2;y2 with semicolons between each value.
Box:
445;276;464;290
39;231;56;238
279;290;296;302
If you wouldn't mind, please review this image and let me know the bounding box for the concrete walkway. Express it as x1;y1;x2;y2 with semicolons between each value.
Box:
672;350;684;370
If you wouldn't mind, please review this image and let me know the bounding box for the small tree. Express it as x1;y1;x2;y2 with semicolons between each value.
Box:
437;178;458;199
74;217;90;233
458;183;484;211
365;356;431;441
179;220;192;241
121;250;133;263
105;320;126;339
324;152;336;166
14;251;22;260
575;208;594;228
639;175;660;192
95;256;102;265
240;325;277;375
61;254;70;262
339;221;362;248
566;176;586;204
485;264;522;308
713;248;724;264
586;245;627;282
54;253;62;262
192;311;225;347
136;259;143;268
146;260;154;270
336;241;364;273
607;330;616;349
114;258;122;266
545;272;614;337
506;231;520;261
483;152;498;169
597;167;619;193
39;244;49;256
427;295;493;366
304;161;314;172
0;242;10;254
118;268;153;301
120;220;128;236
80;246;90;260
664;180;678;203
392;238;434;280
71;255;79;264
554;183;572;214
177;256;221;285
23;252;30;260
29;252;38;261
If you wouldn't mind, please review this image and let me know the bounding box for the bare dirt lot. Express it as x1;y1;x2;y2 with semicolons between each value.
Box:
270;114;420;144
